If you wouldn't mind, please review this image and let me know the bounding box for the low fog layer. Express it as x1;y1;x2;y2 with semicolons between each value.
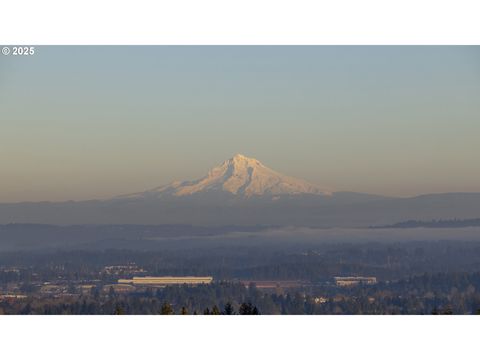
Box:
1;224;479;252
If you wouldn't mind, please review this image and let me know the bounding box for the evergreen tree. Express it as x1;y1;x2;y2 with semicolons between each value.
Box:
114;305;125;315
223;302;235;315
160;302;174;315
239;302;259;315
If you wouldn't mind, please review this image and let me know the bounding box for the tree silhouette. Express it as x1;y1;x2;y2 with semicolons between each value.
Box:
114;305;125;315
223;302;235;315
239;302;260;315
160;302;174;315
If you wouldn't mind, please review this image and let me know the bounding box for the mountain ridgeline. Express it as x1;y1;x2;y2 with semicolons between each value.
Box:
1;154;480;226
375;218;480;228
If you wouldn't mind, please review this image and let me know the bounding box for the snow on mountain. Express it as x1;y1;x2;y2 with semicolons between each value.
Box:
121;154;331;199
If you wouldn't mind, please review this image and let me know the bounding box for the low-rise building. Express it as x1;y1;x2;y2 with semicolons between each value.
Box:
103;264;146;275
0;294;28;300
39;284;65;294
78;284;97;294
118;276;213;287
103;284;136;293
313;296;328;304
334;276;377;287
240;280;305;295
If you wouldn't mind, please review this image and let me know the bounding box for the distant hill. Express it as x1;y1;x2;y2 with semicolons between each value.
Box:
374;218;480;229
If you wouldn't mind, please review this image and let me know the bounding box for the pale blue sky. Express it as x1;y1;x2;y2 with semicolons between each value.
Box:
1;46;479;201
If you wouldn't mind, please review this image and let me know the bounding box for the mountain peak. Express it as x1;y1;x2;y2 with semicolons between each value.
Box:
221;153;261;169
124;155;332;199
232;153;248;160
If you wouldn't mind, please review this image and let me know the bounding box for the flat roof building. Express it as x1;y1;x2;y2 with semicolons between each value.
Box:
334;276;377;287
118;276;213;286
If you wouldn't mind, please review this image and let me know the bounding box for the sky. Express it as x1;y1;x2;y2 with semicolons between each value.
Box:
0;46;479;202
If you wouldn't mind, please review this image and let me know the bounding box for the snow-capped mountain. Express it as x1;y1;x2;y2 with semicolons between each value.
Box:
122;154;331;199
2;154;480;226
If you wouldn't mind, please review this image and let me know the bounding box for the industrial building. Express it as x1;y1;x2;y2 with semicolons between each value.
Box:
118;276;213;286
334;276;377;287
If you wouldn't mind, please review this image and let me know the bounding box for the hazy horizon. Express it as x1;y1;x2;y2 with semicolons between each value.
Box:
1;46;479;202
